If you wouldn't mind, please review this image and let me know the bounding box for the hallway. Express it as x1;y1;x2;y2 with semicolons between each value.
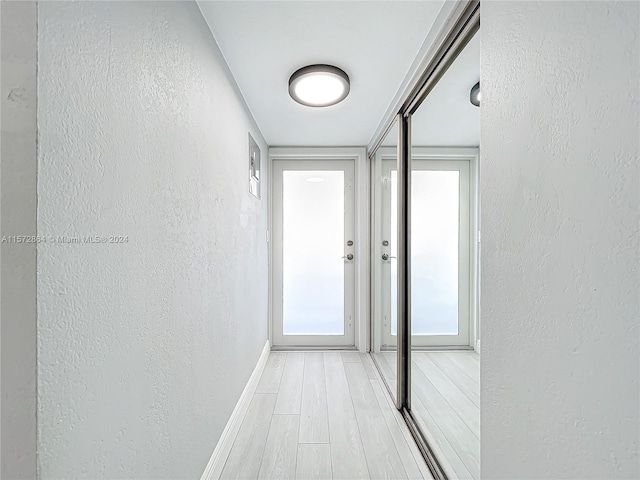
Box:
221;352;433;480
2;1;638;478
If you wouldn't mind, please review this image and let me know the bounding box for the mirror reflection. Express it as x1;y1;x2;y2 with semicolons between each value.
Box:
371;119;399;403
409;31;480;479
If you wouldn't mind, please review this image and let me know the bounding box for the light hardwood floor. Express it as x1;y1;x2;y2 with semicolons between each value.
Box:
221;352;434;480
372;351;480;480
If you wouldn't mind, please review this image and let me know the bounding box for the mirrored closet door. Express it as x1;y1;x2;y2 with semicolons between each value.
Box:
409;28;480;479
369;3;480;478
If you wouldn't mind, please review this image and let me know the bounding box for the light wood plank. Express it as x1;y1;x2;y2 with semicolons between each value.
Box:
274;353;304;414
257;414;299;480
426;353;479;407
324;353;370;480
372;354;436;479
295;444;332;480
382;351;398;378
220;394;277;479
360;353;379;380
410;393;474;480
443;352;479;384
344;360;408;479
341;352;362;363
369;378;430;480
224;351;478;480
256;352;286;394
413;355;480;438
464;351;480;365
411;362;480;478
299;353;329;443
372;352;479;478
371;352;397;399
370;355;464;480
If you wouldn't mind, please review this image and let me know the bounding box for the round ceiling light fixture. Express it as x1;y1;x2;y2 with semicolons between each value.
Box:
289;64;350;107
470;81;481;107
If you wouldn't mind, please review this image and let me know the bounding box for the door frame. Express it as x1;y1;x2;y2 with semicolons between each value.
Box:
268;148;369;351
371;147;480;352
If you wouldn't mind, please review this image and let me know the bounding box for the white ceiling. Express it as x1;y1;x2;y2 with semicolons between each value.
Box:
411;31;480;147
381;31;480;147
198;1;446;147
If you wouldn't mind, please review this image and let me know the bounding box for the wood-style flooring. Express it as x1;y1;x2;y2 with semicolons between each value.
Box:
372;351;480;480
221;352;434;480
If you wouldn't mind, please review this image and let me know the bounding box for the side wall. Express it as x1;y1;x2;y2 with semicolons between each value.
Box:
1;2;38;478
37;2;269;477
481;2;639;478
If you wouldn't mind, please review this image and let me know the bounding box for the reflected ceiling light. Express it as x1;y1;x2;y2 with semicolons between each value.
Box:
306;177;325;183
289;65;350;107
470;82;481;107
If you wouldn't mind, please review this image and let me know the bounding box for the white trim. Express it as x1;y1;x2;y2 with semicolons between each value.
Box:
470;148;480;352
271;159;356;347
268;148;369;352
200;340;271;480
267;150;274;348
356;150;371;353
370;145;388;354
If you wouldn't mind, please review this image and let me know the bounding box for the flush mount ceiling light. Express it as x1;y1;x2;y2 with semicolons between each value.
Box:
470;81;481;107
289;64;350;107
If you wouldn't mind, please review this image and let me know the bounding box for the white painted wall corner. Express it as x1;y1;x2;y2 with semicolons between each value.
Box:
200;340;271;480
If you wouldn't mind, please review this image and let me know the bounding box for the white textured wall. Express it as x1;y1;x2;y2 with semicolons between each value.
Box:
1;2;38;478
481;2;639;479
37;2;269;478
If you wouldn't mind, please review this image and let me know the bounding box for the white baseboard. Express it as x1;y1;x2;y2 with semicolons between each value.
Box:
200;340;271;480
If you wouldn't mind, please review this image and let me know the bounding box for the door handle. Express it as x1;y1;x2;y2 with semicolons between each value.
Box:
382;254;397;261
342;254;354;261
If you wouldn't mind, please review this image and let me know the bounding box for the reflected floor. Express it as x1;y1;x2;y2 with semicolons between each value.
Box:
371;351;480;480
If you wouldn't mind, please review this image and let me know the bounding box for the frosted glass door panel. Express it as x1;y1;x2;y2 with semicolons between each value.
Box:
412;171;459;335
282;171;345;335
388;170;459;335
382;158;470;346
272;159;354;347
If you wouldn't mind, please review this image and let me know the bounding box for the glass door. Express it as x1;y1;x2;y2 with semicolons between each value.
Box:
379;156;471;347
272;159;356;346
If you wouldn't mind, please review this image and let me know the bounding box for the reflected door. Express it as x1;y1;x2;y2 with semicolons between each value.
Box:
381;158;471;347
272;160;356;346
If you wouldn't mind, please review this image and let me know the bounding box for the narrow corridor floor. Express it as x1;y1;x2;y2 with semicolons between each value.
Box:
373;351;480;479
220;351;433;480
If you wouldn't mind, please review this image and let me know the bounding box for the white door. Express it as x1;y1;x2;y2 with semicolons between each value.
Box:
272;160;356;347
380;157;471;347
